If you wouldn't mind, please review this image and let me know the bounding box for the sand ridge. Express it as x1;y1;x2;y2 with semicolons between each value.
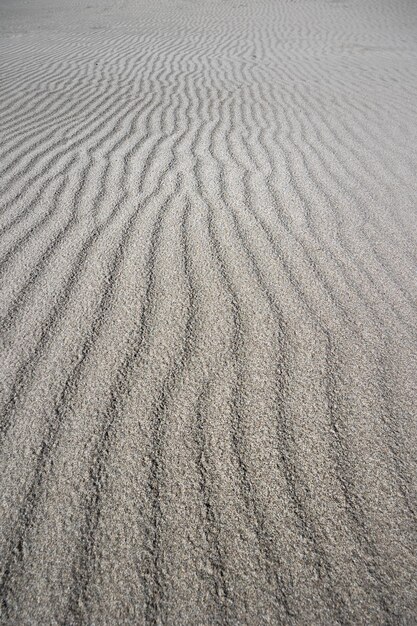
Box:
1;0;417;623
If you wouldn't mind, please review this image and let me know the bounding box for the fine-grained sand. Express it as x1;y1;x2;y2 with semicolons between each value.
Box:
1;0;417;623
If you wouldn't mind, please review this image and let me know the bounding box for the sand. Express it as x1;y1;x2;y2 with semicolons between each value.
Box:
1;0;417;623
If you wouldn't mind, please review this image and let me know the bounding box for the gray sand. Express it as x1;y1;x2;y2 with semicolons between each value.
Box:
1;0;417;623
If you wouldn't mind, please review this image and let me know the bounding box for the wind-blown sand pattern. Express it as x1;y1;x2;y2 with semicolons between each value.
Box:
1;0;417;623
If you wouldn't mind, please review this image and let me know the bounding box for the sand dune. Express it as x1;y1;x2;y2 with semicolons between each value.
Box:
1;0;417;623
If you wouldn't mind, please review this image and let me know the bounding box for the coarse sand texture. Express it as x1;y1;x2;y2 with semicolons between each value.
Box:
1;0;417;624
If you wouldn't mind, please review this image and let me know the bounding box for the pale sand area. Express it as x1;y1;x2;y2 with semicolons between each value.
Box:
1;0;417;623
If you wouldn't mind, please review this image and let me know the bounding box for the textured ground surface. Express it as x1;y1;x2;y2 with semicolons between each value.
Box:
1;0;417;624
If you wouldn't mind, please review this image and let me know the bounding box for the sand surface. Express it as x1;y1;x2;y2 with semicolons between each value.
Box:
1;0;417;623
